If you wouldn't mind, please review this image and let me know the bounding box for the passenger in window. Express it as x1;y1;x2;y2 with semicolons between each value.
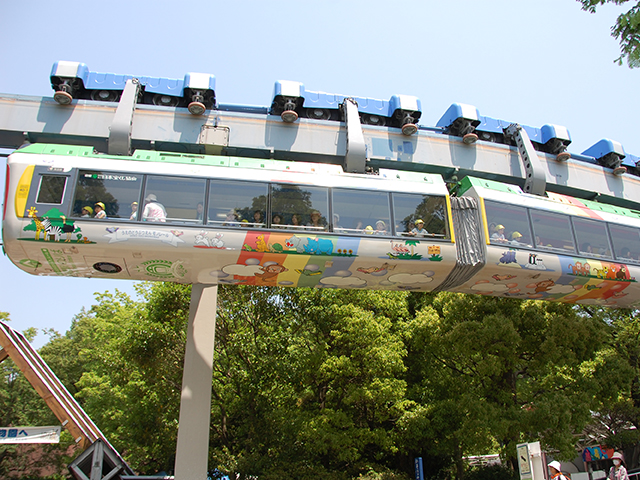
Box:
619;247;632;260
272;214;285;229
409;219;429;237
223;210;240;227
581;243;592;254
94;202;107;219
129;202;138;220
491;224;508;244
332;213;344;233
253;210;265;228
81;206;93;218
375;220;388;235
307;210;326;231
510;232;527;246
142;194;167;222
196;202;204;222
354;220;364;233
291;214;303;229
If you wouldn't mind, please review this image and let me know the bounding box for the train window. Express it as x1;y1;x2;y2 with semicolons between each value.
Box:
332;189;391;235
144;176;207;224
208;179;268;228
36;175;67;204
529;210;575;253
271;184;329;231
483;201;532;246
393;193;448;238
609;223;640;263
72;170;142;219
572;217;612;259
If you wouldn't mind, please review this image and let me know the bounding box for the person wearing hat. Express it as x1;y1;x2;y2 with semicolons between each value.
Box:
511;231;524;246
608;452;628;480
129;201;138;220
548;461;569;480
81;206;93;218
94;202;107;219
409;219;429;237
142;193;167;222
491;224;508;244
375;220;388;235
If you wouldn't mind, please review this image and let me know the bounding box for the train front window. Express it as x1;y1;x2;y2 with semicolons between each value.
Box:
484;201;532;246
573;217;612;258
271;184;329;231
529;210;575;253
332;189;391;235
610;223;640;263
36;175;67;204
144;175;207;223
72;170;142;219
208;179;268;228
393;193;448;238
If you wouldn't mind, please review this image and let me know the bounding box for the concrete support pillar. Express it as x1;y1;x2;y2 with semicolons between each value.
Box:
174;284;218;479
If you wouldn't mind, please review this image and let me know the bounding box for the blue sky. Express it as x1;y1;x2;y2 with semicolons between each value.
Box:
1;0;638;348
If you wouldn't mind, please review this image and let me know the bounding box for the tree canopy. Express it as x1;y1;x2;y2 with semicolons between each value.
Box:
579;0;640;67
1;287;639;479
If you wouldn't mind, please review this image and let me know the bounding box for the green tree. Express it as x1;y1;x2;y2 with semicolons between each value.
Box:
579;0;640;67
208;287;411;479
579;307;640;467
398;293;611;479
0;314;74;478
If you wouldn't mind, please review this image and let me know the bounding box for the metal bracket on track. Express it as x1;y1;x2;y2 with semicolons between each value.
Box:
504;123;546;196
108;78;141;156
342;97;367;173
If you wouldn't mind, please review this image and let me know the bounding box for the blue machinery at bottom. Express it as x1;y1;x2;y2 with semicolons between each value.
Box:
4;144;640;308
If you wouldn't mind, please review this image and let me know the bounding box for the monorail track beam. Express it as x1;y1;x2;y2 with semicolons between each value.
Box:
1;94;640;210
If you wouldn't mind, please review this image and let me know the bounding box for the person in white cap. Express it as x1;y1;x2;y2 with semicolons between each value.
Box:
142;194;167;222
548;461;568;480
608;452;628;480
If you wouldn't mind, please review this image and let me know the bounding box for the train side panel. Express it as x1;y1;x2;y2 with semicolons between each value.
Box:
6;215;458;291
454;245;640;308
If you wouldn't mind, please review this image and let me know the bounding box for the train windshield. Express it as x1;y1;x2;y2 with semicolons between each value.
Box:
36;175;67;204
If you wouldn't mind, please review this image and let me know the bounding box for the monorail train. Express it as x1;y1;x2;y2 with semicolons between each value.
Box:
3;144;640;308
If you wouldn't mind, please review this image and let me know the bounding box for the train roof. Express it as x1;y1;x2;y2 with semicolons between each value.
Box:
457;175;640;226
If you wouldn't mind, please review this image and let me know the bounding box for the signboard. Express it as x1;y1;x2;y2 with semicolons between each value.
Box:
0;426;61;444
517;443;532;480
415;457;424;480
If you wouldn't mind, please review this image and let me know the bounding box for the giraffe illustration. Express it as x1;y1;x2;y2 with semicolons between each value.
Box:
27;207;47;241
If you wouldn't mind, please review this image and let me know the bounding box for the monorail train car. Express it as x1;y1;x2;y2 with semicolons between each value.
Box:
449;176;640;308
2;144;455;291
3;144;640;308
